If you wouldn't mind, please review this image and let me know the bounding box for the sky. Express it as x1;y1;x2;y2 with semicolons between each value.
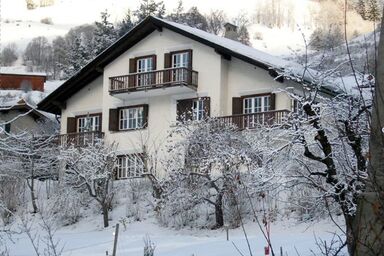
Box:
1;0;269;26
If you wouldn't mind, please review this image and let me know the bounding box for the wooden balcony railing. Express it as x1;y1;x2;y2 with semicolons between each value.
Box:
216;110;290;130
57;131;104;147
109;67;198;94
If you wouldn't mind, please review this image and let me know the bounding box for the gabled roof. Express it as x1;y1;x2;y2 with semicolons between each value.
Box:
0;99;54;121
37;16;322;114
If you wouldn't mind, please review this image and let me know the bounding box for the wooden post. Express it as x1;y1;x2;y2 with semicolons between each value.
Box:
112;224;119;256
224;226;229;241
280;246;283;256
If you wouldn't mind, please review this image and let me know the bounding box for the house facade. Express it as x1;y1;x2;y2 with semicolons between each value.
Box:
38;17;312;179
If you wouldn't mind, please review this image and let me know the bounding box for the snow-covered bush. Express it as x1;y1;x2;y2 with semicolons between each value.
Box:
48;186;87;226
0;176;23;225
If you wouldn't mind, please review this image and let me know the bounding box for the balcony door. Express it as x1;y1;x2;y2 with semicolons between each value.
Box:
137;57;154;87
243;95;271;127
172;51;190;82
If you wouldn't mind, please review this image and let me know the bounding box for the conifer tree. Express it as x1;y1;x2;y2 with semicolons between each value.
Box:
117;10;134;37
367;0;381;22
134;0;166;22
93;10;118;56
356;0;367;20
63;35;90;78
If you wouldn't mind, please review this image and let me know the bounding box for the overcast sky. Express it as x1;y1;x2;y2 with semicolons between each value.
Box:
1;0;271;25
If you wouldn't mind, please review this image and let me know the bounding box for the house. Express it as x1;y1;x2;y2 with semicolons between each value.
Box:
0;99;56;135
0;71;47;92
37;16;332;179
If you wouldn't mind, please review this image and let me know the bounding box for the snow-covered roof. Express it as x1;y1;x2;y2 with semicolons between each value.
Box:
38;16;348;114
155;17;291;69
0;66;46;77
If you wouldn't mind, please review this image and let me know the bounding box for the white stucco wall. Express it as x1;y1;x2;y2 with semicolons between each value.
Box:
61;76;103;133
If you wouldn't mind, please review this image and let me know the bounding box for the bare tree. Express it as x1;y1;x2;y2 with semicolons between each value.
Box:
206;10;226;35
0;44;18;66
60;141;118;228
162;119;258;229
0;133;59;214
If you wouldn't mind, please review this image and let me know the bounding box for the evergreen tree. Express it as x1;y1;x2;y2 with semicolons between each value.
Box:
182;7;208;31
64;35;90;78
52;36;68;80
117;10;134;37
237;25;251;46
366;0;381;22
134;0;166;22
167;0;184;23
93;10;118;56
356;0;367;20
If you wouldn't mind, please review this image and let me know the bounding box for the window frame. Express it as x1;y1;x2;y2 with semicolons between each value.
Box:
118;105;146;131
192;98;206;121
242;94;272;114
116;154;145;179
76;113;102;133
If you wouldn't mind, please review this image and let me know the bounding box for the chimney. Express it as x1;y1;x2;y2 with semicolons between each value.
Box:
224;22;238;40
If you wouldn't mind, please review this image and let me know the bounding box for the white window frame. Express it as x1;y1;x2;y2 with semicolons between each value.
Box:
136;57;154;86
243;95;271;114
77;115;101;133
192;99;205;121
117;154;144;179
119;107;144;130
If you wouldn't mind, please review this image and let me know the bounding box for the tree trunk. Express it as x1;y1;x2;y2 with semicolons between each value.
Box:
102;204;109;228
214;192;224;229
354;10;384;255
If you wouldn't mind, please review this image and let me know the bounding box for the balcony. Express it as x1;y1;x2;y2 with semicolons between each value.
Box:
109;67;198;100
57;131;104;147
216;110;290;130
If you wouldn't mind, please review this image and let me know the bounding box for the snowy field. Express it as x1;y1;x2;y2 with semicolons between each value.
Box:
6;212;345;256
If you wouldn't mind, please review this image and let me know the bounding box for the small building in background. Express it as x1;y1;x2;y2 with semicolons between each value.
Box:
0;71;46;92
0;99;57;135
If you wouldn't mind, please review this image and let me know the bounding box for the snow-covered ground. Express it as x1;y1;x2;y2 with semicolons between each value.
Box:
6;211;345;256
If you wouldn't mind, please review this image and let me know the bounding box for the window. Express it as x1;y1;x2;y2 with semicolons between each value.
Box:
119;106;144;130
0;122;11;133
243;95;271;114
291;99;304;116
243;95;271;128
77;115;101;132
192;99;205;121
172;52;190;68
177;98;210;122
136;56;154;86
117;154;144;179
172;51;190;82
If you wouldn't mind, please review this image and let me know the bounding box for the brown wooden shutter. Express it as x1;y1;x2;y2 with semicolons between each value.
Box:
164;53;171;83
203;97;210;118
109;109;119;131
270;93;276;111
151;55;157;85
129;58;137;88
67;117;76;133
187;49;193;69
177;99;193;122
129;58;136;73
232;97;243;115
142;104;149;128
